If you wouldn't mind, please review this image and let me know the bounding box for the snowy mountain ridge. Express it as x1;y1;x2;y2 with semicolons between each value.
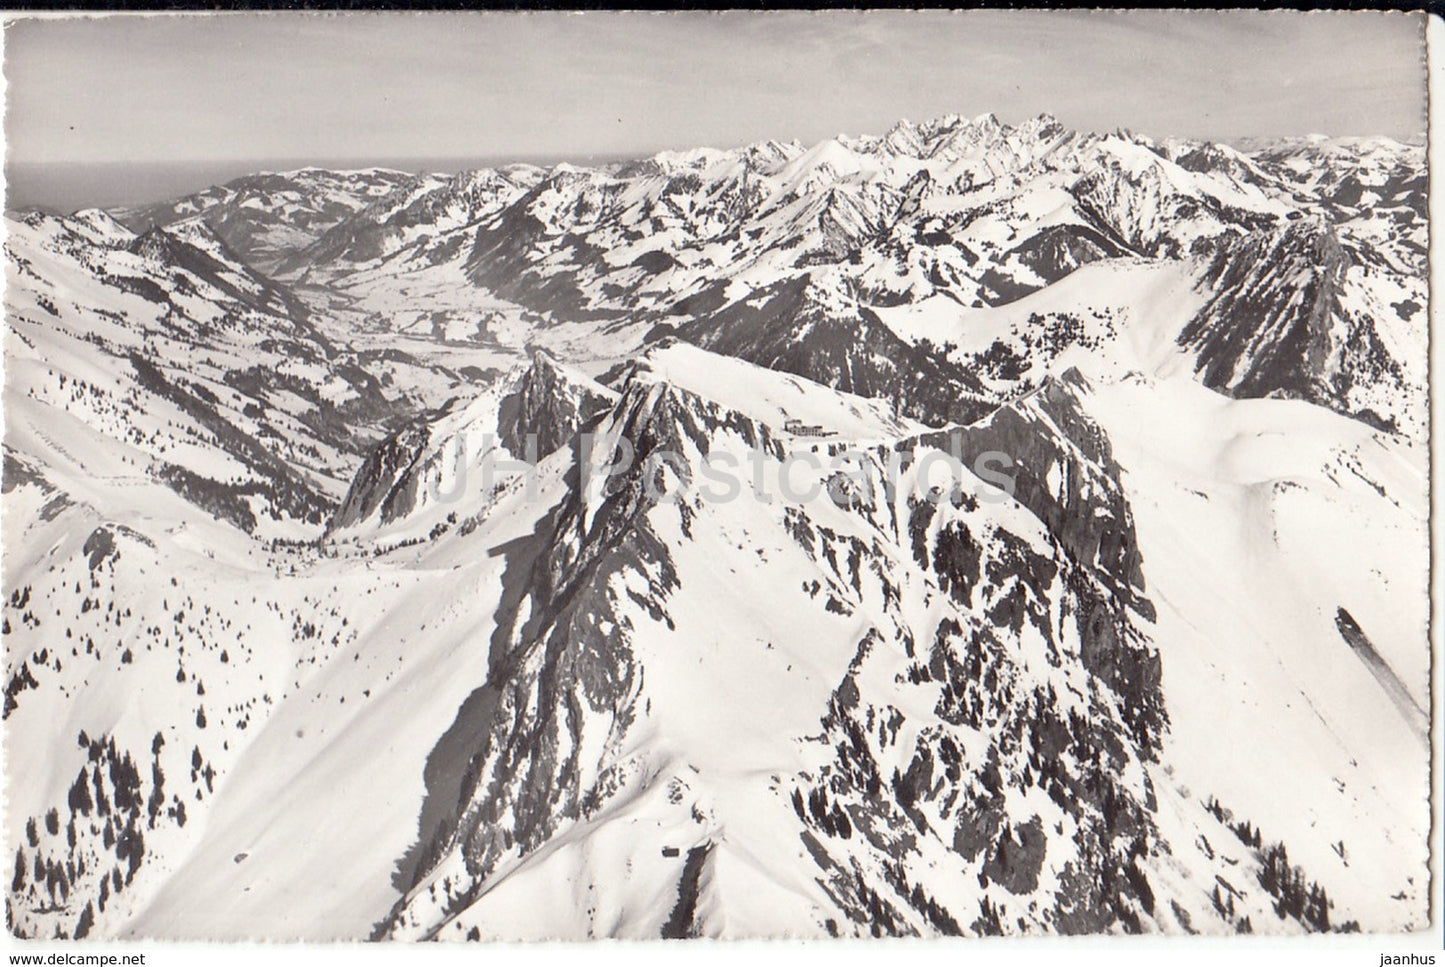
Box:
2;111;1428;941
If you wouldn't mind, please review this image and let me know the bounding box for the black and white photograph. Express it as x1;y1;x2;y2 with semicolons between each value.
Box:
0;8;1434;951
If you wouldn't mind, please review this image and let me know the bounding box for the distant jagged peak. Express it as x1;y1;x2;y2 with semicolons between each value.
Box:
419;166;543;213
772;135;892;194
740;137;806;172
546;159;600;178
1103;123;1151;147
1162;137;1247;163
620;136;802;182
970;110;1003;131
921;111;963;131
918;110;1058;163
155;166;420;210
880;118;927;157
864;111;1005;154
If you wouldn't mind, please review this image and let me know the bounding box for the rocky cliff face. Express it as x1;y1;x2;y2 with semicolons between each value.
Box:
667;274;994;427
1179;217;1422;435
367;357;1333;940
379;382;697;937
778;375;1168;935
327;351;617;535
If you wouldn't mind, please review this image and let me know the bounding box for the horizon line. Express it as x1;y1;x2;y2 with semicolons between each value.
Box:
5;116;1430;175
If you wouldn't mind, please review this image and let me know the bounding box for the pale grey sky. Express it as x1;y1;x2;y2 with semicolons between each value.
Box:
3;9;1428;168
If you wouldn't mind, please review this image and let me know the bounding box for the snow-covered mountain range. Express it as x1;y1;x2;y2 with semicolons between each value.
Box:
3;112;1428;940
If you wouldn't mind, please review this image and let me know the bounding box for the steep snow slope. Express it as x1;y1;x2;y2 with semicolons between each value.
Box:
2;209;482;535
1083;374;1428;925
370;362;1170;939
2;419;384;939
1;203;521;940
7;211;357;533
871;256;1206;395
